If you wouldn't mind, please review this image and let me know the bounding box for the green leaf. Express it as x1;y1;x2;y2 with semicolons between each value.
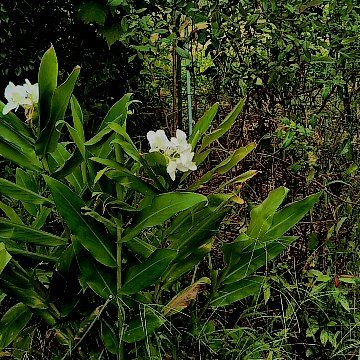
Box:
190;103;219;148
189;143;256;190
200;98;245;151
12;326;36;360
0;178;53;206
16;169;40;216
38;46;58;128
223;236;298;284
168;196;229;257
262;192;321;241
44;176;116;267
122;192;207;243
0;202;23;224
0;138;42;171
77;1;107;25
0;243;11;275
126;238;156;259
106;169;157;196
98;94;133;132
101;320;118;354
0;218;67;246
0;303;32;349
73;239;116;299
122;249;177;294
0;102;40;171
211;276;264;307
36;66;80;156
123;309;165;343
247;187;289;240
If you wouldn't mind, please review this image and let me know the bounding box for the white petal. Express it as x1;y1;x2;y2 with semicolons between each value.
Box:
176;129;187;142
2;102;17;115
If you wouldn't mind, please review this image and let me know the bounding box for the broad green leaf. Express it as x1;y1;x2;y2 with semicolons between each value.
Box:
190;103;219;148
36;66;80;156
0;269;48;309
211;276;264;307
123;310;165;343
168;194;229;256
246;187;289;240
0;102;34;143
73;239;116;299
101;320;118;354
165;241;213;284
200;98;246;151
111;138;141;162
223;236;298;284
98;93;133;131
12;325;36;360
126;238;156;259
122;192;207;243
38;46;58;128
189;142;256;190
0;178;53;206
0;243;11;275
262;192;321;241
0;219;67;246
0;138;42;171
0;202;23;224
77;1;107;25
106;169;157;196
16;168;40;216
6;248;58;263
164;277;210;315
44;176;116;267
0;303;32;349
70;96;85;142
121;249;177;294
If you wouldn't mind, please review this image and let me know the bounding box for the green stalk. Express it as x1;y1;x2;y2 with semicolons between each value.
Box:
115;142;125;360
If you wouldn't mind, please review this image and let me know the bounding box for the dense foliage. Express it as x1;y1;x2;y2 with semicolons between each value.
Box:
0;0;359;359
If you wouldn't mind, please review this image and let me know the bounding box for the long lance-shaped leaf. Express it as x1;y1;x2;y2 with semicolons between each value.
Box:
0;178;53;206
0;102;35;144
123;309;165;343
106;169;157;196
190;103;219;148
222;236;298;284
0;219;67;246
0;102;36;154
210;276;264;308
246;187;289;240
73;239;116;299
38;46;58;127
44;176;116;267
0;303;32;350
121;192;208;243
121;249;177;294
0;243;11;275
199;98;246;151
167;194;230;256
98;93;133;131
189;142;256;190
0;138;42;171
261;192;322;241
36;66;80;156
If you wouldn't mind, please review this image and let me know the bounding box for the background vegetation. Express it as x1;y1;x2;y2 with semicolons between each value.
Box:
0;0;359;359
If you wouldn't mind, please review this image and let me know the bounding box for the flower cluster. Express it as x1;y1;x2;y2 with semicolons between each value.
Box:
2;80;39;115
147;129;197;181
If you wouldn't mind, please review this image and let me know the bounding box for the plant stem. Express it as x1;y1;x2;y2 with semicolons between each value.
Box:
115;142;125;360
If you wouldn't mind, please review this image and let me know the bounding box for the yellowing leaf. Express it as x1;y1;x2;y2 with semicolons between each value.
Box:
164;277;210;315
